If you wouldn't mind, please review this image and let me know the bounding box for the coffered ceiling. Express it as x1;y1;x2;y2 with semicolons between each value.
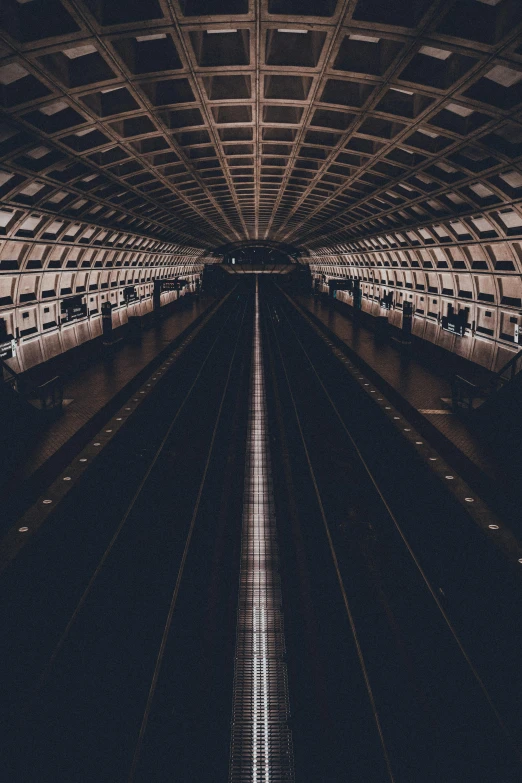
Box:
1;0;522;254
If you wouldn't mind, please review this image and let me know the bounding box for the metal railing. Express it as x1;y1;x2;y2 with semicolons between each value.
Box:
451;375;483;412
494;349;522;389
30;375;64;411
1;357;19;394
451;349;522;412
2;358;64;412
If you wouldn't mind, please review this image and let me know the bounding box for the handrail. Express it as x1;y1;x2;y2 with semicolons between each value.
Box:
494;348;522;386
2;359;64;410
451;375;482;412
451;348;522;412
0;357;19;393
30;375;64;411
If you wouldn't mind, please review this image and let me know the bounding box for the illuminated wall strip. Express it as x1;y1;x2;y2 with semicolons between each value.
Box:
229;278;294;782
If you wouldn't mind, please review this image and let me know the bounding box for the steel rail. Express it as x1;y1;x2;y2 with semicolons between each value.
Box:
273;287;521;764
36;290;242;691
129;292;250;782
265;294;396;783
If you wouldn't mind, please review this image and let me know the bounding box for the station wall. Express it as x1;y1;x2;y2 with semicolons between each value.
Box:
0;206;205;373
309;234;522;373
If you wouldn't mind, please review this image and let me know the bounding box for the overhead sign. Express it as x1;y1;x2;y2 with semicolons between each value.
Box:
442;307;468;337
123;285;138;302
380;292;393;310
61;295;87;323
0;317;9;343
402;301;413;336
153;277;189;312
161;278;187;291
102;301;113;340
353;279;362;310
0;339;15;361
329;278;354;292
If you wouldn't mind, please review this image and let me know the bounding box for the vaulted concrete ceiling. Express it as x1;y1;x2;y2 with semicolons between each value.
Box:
1;0;522;255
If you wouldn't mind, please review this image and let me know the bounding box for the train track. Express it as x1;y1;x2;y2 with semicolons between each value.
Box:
263;282;522;781
2;288;251;782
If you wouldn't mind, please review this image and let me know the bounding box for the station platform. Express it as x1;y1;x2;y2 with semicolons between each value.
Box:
293;293;520;516
0;293;219;514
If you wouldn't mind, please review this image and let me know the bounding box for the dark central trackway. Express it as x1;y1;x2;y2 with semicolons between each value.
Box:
1;278;521;783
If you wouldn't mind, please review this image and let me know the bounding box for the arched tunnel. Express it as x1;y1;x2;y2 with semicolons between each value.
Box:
1;2;522;781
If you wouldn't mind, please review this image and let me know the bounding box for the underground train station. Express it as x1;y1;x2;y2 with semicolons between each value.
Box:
1;1;522;780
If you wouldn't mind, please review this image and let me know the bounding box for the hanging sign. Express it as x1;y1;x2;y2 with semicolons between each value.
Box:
123;286;138;302
61;295;87;323
441;308;468;337
161;278;187;291
0;339;15;360
380;292;393;310
402;301;413;336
